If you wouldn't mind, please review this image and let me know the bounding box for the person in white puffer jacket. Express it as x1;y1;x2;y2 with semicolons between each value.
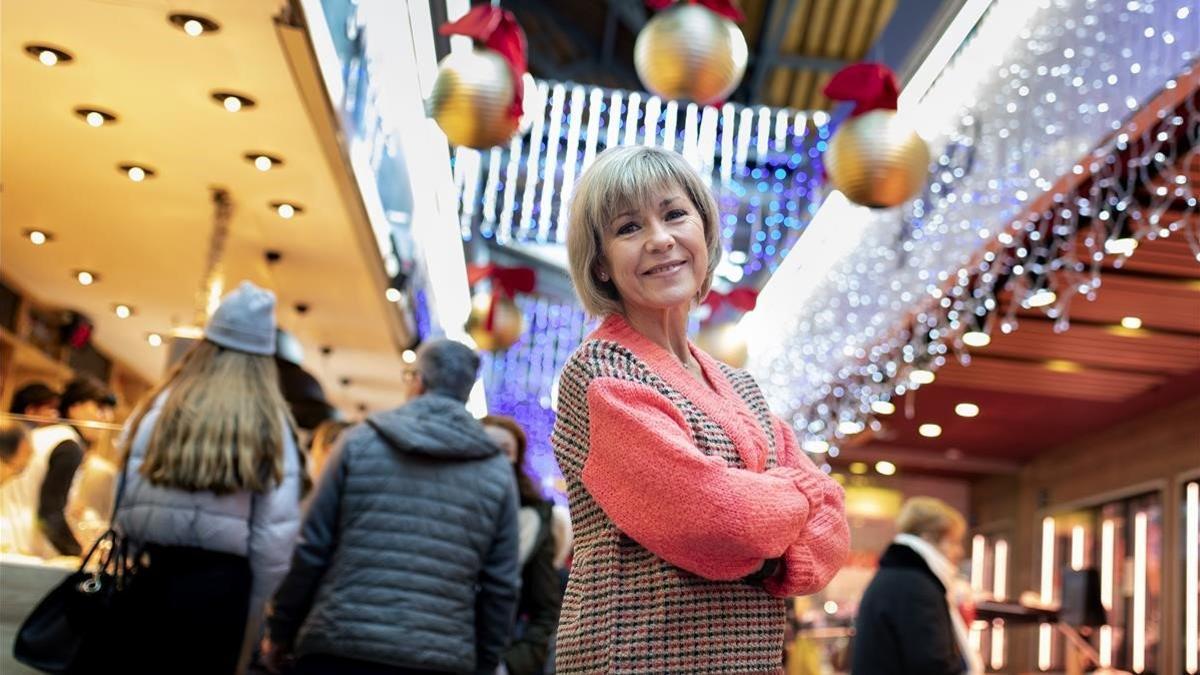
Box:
111;281;303;675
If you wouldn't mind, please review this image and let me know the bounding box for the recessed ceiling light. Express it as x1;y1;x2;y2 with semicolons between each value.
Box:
402;349;417;364
962;330;991;347
385;288;402;302
1120;316;1142;330
212;91;255;112
245;153;283;171
168;13;220;37
1024;289;1057;308
910;369;936;385
918;423;942;438
118;163;156;182
147;333;163;347
113;304;133;319
75;270;98;286
871;400;896;415
1046;359;1083;374
25;44;73;66
25;229;52;245
1104;237;1138;256
874;460;897;476
75;108;117;127
270;201;303;218
848;461;868;475
954;402;980;418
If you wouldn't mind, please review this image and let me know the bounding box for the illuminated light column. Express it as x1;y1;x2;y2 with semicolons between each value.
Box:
605;90;623;149
536;83;565;243
1132;511;1147;673
623;91;641;146
642;95;661;148
1039;517;1055;671
498;134;523;244
1071;524;1085;570
555;86;585;243
719;104;735;184
1187;482;1198;674
581;88;603;170
517;81;549;240
993;539;1008;600
1100;519;1115;668
971;534;986;591
661;100;678;152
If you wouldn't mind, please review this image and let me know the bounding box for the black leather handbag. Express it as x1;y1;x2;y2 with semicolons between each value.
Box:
13;469;141;673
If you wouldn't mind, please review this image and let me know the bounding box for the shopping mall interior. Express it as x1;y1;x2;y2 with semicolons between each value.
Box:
1;0;1197;673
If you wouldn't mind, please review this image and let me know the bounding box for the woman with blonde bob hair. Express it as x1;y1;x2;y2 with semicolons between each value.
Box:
552;145;850;673
112;282;302;674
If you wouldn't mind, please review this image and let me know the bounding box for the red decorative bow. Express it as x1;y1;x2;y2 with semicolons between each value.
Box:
703;287;758;314
467;264;537;330
823;63;900;117
645;0;744;23
440;6;528;119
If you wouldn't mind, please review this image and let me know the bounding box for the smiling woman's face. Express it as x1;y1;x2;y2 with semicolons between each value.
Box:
597;183;709;316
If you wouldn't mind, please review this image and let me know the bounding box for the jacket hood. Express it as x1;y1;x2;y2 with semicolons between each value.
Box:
366;393;500;461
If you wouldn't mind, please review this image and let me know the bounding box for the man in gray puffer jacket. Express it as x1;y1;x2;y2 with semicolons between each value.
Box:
263;340;520;675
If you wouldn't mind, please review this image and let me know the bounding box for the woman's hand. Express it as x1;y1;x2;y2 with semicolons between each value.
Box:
260;637;292;674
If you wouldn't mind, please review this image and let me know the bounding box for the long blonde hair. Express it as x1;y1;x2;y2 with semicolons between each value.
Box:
126;340;293;494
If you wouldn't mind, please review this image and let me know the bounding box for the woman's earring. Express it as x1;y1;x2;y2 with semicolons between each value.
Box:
598;272;609;282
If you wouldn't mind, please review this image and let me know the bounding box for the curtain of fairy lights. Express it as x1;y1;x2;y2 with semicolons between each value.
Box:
451;82;832;281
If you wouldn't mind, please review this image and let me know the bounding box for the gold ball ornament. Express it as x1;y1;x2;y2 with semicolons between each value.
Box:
824;109;931;208
634;4;748;105
466;293;524;351
695;322;748;369
429;48;521;149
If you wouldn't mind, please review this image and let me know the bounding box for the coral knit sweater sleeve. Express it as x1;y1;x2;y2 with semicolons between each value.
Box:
582;376;823;582
764;415;851;597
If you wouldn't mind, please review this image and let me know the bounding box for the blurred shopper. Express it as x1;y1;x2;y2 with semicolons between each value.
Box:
26;377;116;557
307;418;350;481
263;339;520;675
0;420;34;485
553;145;850;673
852;496;982;675
481;415;562;675
0;421;34;552
9;382;61;427
112;281;302;674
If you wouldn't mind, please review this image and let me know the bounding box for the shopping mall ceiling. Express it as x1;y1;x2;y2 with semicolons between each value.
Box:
838;79;1200;478
1;0;410;415
438;0;960;109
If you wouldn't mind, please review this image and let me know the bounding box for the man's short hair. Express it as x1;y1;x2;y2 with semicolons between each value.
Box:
415;340;480;403
58;377;116;417
11;382;59;415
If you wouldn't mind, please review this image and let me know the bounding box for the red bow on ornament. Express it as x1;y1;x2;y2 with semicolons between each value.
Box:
702;287;758;314
644;0;744;22
823;63;900;117
440;6;528;119
467;263;537;330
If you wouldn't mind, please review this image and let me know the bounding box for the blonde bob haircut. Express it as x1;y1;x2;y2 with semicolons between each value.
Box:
567;145;722;317
896;496;966;541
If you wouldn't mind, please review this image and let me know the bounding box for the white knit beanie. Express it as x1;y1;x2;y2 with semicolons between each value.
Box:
204;281;277;355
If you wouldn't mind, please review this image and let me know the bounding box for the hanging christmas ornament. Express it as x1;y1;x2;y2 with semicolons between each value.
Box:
431;6;528;149
635;1;748;106
822;63;930;208
465;263;536;351
694;287;758;368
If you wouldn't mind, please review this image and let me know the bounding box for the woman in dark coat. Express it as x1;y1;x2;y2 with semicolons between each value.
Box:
852;496;980;675
481;416;562;675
